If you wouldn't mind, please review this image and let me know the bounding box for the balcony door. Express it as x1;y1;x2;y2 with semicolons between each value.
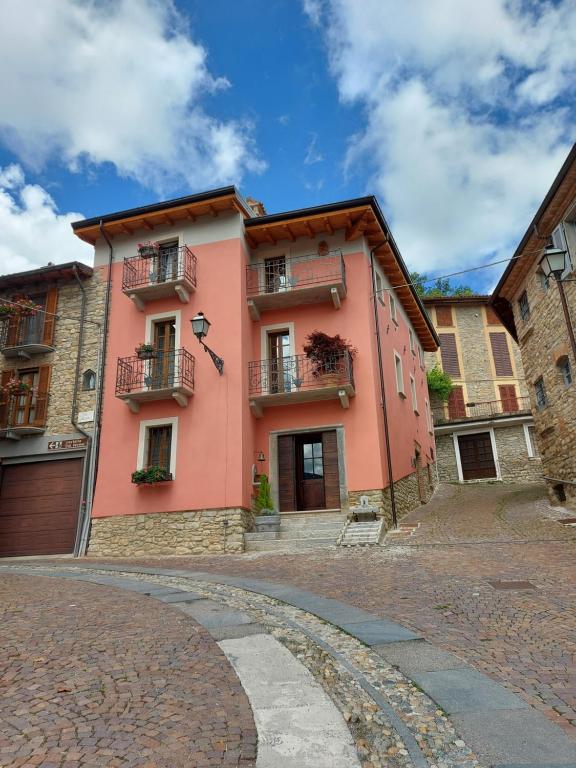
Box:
264;256;287;294
152;319;176;389
268;330;292;394
156;241;179;283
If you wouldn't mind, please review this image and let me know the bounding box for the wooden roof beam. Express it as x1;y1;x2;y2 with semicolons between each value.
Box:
284;225;296;242
163;213;174;226
185;208;197;222
120;223;133;236
323;217;334;235
208;204;218;217
304;221;315;239
141;218;154;231
245;232;257;249
345;211;370;242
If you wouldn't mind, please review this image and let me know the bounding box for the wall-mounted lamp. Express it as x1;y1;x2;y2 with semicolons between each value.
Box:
191;312;224;375
257;450;265;463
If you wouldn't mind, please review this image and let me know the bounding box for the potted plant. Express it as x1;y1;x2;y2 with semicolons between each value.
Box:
135;343;156;360
4;378;31;397
11;296;41;317
254;474;280;532
131;466;172;485
0;302;17;317
303;331;356;386
137;241;160;259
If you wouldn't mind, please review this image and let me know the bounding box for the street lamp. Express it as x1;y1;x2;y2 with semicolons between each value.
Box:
191;312;224;375
538;247;576;362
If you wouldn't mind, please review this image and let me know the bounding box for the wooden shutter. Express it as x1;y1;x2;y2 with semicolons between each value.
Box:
438;333;461;376
41;288;58;346
499;384;518;413
485;306;501;325
447;386;466;419
322;430;341;509
0;369;14;429
489;332;513;376
5;311;19;347
278;434;296;512
32;365;51;427
435;306;453;326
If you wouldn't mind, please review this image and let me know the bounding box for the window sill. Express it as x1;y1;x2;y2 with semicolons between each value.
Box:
398;391;406;399
414;409;420;415
392;318;399;327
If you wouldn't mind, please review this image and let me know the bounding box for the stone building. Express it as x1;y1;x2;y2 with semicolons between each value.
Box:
424;295;542;484
0;262;105;556
492;143;576;509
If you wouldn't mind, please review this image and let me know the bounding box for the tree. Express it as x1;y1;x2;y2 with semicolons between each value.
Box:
410;271;475;298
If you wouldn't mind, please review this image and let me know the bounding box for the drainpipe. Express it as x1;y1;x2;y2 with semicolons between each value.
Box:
76;220;114;555
370;246;398;528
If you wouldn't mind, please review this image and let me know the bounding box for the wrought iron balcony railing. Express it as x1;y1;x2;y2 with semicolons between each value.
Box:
248;351;355;416
246;250;346;318
0;389;49;435
115;348;195;412
433;395;532;425
122;245;197;307
0;312;54;357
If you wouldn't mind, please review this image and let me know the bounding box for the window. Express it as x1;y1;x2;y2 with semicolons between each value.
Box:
498;384;519;413
551;223;573;278
410;375;418;413
264;256;287;293
82;369;96;391
538;271;550;292
425;399;433;432
146;425;172;472
390;293;397;322
518;291;530;322
302;439;324;479
534;377;547;409
558;356;572;387
489;332;513;377
409;328;415;353
435;305;453;327
375;270;384;305
394;352;405;396
447;386;466;419
418;345;424;368
525;425;539;458
438;333;461;377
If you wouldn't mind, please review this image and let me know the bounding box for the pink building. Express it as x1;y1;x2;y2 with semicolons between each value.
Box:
72;189;439;556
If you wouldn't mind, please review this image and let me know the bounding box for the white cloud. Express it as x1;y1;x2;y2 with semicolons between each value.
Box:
0;0;265;193
0;164;92;274
304;0;576;276
304;133;324;165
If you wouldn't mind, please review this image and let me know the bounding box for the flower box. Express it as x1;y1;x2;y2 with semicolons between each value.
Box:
131;466;172;485
137;242;160;259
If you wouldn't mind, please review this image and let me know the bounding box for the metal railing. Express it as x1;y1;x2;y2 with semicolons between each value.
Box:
0;312;49;349
246;250;345;297
432;395;532;425
115;348;195;395
248;351;354;397
0;389;48;431
122;245;197;292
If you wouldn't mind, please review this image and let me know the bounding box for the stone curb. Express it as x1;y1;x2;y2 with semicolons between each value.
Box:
2;563;576;767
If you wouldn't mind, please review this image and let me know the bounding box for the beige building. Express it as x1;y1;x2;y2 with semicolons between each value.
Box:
0;262;105;557
424;295;542;484
493;144;576;509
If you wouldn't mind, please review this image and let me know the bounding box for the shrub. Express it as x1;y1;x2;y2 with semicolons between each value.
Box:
255;473;275;514
303;331;357;377
426;365;453;402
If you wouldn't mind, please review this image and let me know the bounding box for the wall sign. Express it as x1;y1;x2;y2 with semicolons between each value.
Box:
47;438;88;451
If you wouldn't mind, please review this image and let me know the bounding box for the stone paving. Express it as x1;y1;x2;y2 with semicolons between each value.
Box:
0;575;257;768
74;482;576;740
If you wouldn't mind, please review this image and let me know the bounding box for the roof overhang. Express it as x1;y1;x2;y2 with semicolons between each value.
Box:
0;261;93;290
71;187;253;245
245;197;440;351
422;295;490;306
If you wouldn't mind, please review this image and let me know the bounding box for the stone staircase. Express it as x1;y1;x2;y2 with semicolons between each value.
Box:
244;511;347;552
337;519;384;547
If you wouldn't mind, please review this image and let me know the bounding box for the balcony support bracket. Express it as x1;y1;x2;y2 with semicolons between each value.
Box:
250;400;263;418
174;285;190;304
172;392;189;408
338;389;350;409
125;398;140;414
331;287;341;310
248;300;260;322
129;294;145;312
3;430;22;441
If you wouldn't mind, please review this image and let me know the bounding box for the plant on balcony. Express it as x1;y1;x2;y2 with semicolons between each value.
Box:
11;296;42;317
0;301;17;317
135;343;156;360
426;365;453;402
137;241;160;259
303;331;356;384
131;466;172;485
3;378;31;397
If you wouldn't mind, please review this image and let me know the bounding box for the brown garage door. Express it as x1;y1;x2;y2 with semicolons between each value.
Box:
457;433;497;480
0;459;82;557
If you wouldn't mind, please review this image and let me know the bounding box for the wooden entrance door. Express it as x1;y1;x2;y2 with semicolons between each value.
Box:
458;432;497;480
152;320;176;388
296;434;326;511
268;330;291;394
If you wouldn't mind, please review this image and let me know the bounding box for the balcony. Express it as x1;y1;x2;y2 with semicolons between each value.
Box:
122;245;197;310
115;348;195;413
246;250;346;320
0;312;54;359
0;389;48;440
248;351;355;417
433;396;532;426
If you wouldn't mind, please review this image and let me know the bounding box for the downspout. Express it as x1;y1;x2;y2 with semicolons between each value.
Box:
370;246;398;528
76;220;114;555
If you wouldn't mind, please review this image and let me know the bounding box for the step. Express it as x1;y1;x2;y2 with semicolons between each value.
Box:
279;518;347;529
338;519;384;547
245;537;338;552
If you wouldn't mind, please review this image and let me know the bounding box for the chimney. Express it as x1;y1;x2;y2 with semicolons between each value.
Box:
246;197;267;217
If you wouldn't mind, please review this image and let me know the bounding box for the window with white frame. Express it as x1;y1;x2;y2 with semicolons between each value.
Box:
394;352;405;396
138;417;178;478
418;345;424;368
525;424;539;458
390;293;397;323
410;374;418;413
375;270;385;305
425;399;433;432
409;328;415;353
552;223;573;278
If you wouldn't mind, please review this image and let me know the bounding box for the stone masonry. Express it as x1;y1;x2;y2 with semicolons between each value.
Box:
88;507;254;557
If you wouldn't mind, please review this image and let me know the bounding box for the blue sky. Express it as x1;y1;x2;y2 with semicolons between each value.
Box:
0;0;574;291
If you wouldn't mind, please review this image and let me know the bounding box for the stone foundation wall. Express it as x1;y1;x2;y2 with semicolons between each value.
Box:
349;464;437;529
88;507;254;557
435;434;459;482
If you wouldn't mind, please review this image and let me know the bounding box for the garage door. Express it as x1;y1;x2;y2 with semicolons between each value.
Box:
457;433;497;481
0;459;82;557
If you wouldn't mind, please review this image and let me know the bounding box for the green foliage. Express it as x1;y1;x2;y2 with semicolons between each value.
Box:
426;365;453;402
131;466;172;484
255;473;275;514
410;271;475;298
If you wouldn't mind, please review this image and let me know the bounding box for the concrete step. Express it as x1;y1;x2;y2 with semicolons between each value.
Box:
245;536;338;552
338;520;384;547
279;516;347;528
